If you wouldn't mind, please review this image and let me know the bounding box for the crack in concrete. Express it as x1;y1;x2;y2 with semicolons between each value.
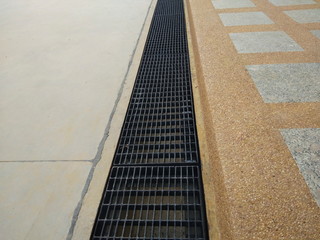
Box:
66;1;154;239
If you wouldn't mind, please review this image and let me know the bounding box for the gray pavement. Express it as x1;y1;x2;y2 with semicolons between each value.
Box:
284;9;320;23
281;128;320;206
212;0;256;9
246;63;320;103
219;12;274;26
268;0;316;6
229;31;304;53
0;0;152;239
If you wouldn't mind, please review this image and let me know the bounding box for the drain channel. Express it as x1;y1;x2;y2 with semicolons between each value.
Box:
91;0;209;239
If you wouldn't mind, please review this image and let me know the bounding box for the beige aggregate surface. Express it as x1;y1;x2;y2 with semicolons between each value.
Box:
187;0;320;239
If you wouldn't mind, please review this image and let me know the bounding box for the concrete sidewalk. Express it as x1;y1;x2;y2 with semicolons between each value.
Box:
187;0;320;239
0;0;152;239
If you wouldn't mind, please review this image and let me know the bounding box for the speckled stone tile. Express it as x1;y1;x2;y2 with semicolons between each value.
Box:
268;0;316;6
219;12;274;26
211;0;255;9
311;30;320;39
281;128;320;206
284;9;320;23
229;31;303;53
246;63;320;103
188;0;320;239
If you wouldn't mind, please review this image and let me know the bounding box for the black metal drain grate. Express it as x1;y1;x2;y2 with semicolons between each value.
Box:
92;166;206;240
91;0;208;239
117;56;196;165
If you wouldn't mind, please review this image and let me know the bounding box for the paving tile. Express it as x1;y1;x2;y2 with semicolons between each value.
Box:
219;12;274;26
268;0;316;6
211;0;255;9
311;30;320;39
0;162;91;240
229;31;303;53
284;9;320;23
280;128;320;206
246;63;320;103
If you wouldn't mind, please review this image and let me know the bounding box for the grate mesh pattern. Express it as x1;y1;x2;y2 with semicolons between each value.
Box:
116;16;195;165
91;0;208;239
92;166;206;240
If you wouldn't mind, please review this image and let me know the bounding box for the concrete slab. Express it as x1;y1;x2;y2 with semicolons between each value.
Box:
284;9;320;23
268;0;316;6
0;0;152;161
0;162;91;240
211;0;255;9
229;31;303;53
246;63;320;103
280;128;320;206
311;30;320;39
71;1;157;238
219;12;274;26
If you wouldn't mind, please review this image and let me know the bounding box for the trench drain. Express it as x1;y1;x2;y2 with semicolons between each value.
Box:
91;0;209;239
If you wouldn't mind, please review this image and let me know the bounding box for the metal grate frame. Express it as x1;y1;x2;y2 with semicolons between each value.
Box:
93;166;206;240
91;0;209;239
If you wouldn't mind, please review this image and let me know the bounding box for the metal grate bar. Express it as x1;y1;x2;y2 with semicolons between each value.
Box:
91;0;209;239
123;56;195;166
92;166;206;240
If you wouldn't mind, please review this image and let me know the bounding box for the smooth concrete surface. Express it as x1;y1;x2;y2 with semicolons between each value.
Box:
219;12;274;26
284;9;320;23
0;0;151;161
0;162;91;240
281;128;320;206
71;1;157;238
268;0;316;6
311;30;320;39
187;0;320;239
229;31;303;53
246;63;320;103
0;0;152;239
211;0;256;9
